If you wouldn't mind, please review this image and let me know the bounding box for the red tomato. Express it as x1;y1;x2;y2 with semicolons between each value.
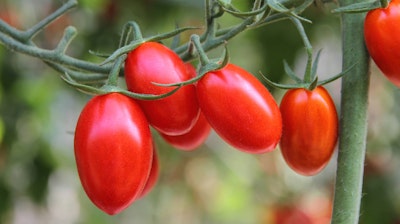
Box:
160;112;211;151
74;93;153;215
137;146;159;199
196;63;282;154
272;206;314;224
279;86;338;176
185;62;198;78
364;0;400;87
124;42;200;136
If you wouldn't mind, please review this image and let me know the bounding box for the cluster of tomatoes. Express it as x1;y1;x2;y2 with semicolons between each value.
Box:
73;41;339;215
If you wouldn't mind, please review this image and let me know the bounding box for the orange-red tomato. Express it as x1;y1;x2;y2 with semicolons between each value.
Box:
364;0;400;87
124;42;200;136
160;112;211;151
138;147;159;199
74;93;153;215
197;63;282;153
159;62;211;151
272;206;314;224
279;86;338;176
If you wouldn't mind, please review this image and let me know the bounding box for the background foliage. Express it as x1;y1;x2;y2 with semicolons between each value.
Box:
0;0;399;223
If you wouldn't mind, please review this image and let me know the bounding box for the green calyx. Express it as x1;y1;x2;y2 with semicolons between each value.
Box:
61;53;182;100
61;20;197;100
262;48;353;90
261;17;352;91
152;34;229;88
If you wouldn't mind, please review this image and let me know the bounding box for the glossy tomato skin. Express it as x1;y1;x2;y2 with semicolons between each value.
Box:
137;146;159;199
124;42;200;136
279;86;338;176
364;0;400;87
74;93;153;215
197;63;282;154
160;112;211;151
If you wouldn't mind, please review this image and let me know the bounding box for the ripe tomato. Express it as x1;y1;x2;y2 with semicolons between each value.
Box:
364;0;400;87
74;93;153;215
124;42;200;136
279;86;338;176
137;146;159;199
160;112;211;151
196;63;282;154
271;206;314;224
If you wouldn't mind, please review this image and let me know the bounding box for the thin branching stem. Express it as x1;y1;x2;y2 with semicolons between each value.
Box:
0;0;316;89
0;31;111;73
22;0;77;42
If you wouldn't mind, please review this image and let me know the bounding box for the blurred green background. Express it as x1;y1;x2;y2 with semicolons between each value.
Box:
0;0;399;223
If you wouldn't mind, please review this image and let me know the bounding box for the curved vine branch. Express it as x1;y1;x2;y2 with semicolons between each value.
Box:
0;0;312;89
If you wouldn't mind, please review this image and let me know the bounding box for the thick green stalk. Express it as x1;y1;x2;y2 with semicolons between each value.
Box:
331;0;370;223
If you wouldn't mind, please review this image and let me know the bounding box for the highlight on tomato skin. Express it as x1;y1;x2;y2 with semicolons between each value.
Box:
196;63;282;154
364;0;400;88
74;93;153;215
279;86;338;176
160;112;211;151
124;42;200;136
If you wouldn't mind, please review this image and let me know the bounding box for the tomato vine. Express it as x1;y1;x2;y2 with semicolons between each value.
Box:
0;0;383;222
0;0;315;97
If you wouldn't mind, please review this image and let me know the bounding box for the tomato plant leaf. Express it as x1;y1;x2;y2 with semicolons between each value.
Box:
283;60;302;83
310;49;322;83
317;62;356;86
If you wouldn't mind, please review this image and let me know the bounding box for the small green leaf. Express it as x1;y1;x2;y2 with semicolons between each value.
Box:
61;72;107;95
260;72;307;89
317;62;356;86
283;60;302;83
310;49;323;82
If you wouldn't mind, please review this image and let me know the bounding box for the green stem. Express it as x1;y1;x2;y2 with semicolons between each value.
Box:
21;0;77;42
331;0;370;223
119;21;144;48
179;16;253;61
0;31;111;74
106;54;127;86
289;17;313;82
191;35;211;65
55;26;77;54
